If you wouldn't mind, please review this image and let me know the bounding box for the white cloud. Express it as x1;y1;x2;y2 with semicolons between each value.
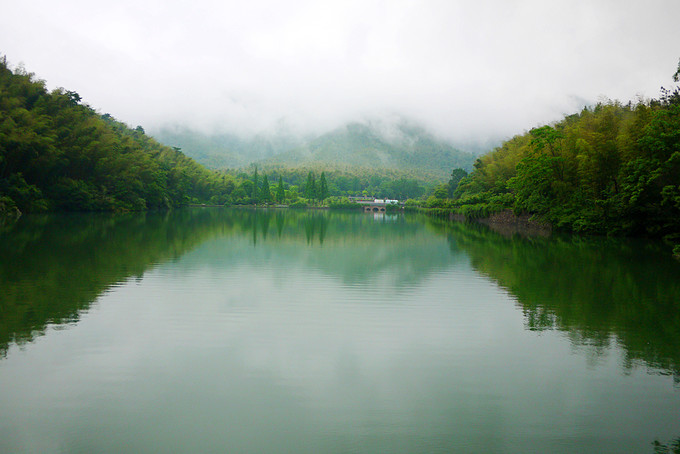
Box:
1;0;679;146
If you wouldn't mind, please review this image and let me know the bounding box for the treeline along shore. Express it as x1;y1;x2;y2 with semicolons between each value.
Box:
1;56;678;255
418;61;680;256
0;57;237;216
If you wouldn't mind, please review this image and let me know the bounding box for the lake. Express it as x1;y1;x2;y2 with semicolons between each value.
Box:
1;208;679;453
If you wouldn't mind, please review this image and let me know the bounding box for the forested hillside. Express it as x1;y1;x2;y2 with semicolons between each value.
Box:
259;122;475;178
154;125;305;169
0;55;446;214
5;52;678;239
434;65;680;250
0;58;235;215
154;119;475;180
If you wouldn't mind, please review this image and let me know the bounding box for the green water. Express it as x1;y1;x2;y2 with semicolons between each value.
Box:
1;209;679;453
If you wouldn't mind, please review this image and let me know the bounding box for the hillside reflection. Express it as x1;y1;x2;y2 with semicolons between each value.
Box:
0;209;456;355
0;210;223;355
432;219;680;382
3;208;680;382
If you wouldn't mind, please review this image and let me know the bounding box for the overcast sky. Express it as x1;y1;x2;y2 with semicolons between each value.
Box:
2;0;679;147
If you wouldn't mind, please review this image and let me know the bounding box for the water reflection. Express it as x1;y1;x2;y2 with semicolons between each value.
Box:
2;209;680;452
2;208;680;384
0;209;455;356
0;210;222;356
653;436;680;453
431;218;680;382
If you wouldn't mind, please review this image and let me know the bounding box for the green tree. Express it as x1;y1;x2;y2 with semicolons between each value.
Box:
529;125;563;156
276;176;285;203
509;154;558;214
288;185;299;201
433;183;448;199
65;90;81;105
261;174;271;203
319;172;329;202
448;168;468;197
0;57;238;213
305;171;317;201
252;166;259;204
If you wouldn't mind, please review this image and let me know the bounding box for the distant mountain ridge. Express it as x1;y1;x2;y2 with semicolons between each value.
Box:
152;126;305;169
153;118;476;179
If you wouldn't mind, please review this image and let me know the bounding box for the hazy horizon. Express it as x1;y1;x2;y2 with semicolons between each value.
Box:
2;0;679;150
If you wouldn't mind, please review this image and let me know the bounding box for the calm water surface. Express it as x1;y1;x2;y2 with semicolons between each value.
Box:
1;209;679;453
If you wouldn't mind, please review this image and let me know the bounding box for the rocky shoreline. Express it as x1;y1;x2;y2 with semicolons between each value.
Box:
452;209;552;238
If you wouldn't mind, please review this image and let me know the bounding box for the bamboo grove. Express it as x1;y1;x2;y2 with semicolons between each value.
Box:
0;57;237;214
431;64;680;251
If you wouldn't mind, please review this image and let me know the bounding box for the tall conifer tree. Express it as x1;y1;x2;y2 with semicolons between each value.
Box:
252;166;259;204
261;174;271;202
305;171;317;201
276;176;285;203
319;172;329;202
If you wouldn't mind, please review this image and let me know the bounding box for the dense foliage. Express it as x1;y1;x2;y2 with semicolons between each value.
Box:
155;121;476;179
431;67;680;249
0;57;236;214
226;165;429;206
5;53;677;246
0;57;449;214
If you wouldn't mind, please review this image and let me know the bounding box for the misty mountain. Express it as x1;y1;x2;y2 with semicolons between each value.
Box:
152;125;306;169
260;121;475;177
153;119;476;178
